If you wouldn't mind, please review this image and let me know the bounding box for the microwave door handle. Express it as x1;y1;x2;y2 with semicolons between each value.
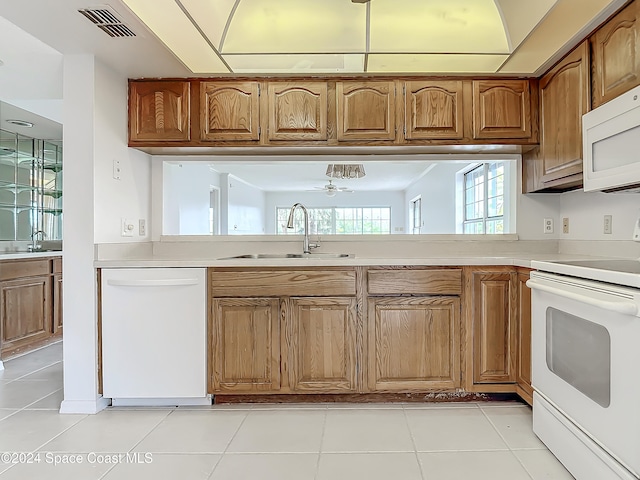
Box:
526;279;638;315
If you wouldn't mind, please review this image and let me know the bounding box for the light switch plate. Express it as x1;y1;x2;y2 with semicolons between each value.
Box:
139;219;146;236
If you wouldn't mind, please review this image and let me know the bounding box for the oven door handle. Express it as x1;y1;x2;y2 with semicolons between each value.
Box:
526;279;638;315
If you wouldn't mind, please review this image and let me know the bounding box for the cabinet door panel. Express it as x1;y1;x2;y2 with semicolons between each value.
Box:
1;276;52;356
268;83;328;141
129;81;190;142
405;81;464;139
287;297;356;392
469;270;517;384
368;296;460;391
539;42;589;185
473;80;531;139
212;298;280;392
200;82;260;141
337;81;396;140
592;1;640;108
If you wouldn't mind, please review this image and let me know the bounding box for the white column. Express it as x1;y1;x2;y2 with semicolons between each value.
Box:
59;55;108;414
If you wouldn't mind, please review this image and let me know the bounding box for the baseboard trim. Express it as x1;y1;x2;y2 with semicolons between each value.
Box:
59;396;110;414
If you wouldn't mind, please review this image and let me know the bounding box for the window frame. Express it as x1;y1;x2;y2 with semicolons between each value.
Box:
460;162;507;234
276;206;392;235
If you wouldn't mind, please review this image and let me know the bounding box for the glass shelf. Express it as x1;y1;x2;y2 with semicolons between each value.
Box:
0;130;62;242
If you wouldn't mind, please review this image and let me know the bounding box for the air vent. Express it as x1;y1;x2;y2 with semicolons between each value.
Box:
78;7;136;37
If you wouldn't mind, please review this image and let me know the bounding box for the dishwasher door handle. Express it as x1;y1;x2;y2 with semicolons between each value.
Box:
106;278;200;287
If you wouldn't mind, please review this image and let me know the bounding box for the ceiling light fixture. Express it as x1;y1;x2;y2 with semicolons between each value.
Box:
326;164;366;179
121;0;559;74
6;119;34;128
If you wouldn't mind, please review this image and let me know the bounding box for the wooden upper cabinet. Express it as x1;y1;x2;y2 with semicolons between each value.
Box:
129;81;190;142
337;81;396;141
200;82;260;142
267;82;328;141
368;296;461;391
592;0;640;108
472;80;531;139
404;81;464;139
287;297;357;392
538;42;589;186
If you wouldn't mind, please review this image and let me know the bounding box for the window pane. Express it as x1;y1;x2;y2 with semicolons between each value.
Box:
462;162;505;236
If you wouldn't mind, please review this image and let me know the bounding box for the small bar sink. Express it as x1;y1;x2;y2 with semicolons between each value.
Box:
219;253;354;260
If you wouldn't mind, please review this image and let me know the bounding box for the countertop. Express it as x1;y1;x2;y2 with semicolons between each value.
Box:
91;237;611;269
0;251;62;261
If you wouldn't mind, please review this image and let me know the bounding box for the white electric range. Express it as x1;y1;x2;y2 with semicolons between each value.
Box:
528;258;640;480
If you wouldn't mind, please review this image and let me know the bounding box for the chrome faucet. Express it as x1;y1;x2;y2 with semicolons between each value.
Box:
286;203;319;254
29;230;45;252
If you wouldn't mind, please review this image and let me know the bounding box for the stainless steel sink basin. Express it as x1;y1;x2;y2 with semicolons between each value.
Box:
220;252;354;260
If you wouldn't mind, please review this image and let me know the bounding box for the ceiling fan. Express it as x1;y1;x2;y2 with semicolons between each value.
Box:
308;179;354;197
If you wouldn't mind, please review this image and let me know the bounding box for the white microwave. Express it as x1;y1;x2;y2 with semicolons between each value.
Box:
583;84;640;192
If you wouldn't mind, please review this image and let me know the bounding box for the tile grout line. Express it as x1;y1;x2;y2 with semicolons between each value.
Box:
20;388;63;410
402;406;427;480
478;406;536;480
125;408;177;454
206;407;252;479
313;408;328;480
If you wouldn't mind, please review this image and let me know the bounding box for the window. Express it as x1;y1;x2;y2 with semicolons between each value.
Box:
276;207;391;235
463;163;504;234
410;196;422;234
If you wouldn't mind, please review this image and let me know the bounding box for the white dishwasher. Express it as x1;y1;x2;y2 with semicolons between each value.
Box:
101;268;210;406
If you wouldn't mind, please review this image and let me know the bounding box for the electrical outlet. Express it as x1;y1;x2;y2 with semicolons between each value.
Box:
562;217;569;234
113;159;121;180
543;218;554;234
138;219;146;236
121;218;134;237
604;215;612;234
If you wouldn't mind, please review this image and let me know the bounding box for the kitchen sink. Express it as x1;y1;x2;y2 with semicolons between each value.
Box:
219;252;354;260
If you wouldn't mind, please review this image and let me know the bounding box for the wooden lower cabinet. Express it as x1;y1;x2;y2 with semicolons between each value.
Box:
0;276;52;357
208;266;531;400
464;267;517;391
286;297;357;392
516;269;533;405
0;257;61;359
211;297;281;393
368;296;461;391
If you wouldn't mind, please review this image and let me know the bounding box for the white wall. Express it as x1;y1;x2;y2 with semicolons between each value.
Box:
226;175;266;234
559;190;640;240
404;163;461;234
60;55;103;414
93;61;151;243
163;163;220;235
265;190;405;234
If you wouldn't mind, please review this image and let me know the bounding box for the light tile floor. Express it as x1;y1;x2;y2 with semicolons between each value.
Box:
0;343;575;479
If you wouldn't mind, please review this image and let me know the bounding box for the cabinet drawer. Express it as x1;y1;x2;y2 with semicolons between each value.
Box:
367;269;462;295
0;259;51;281
210;269;356;297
